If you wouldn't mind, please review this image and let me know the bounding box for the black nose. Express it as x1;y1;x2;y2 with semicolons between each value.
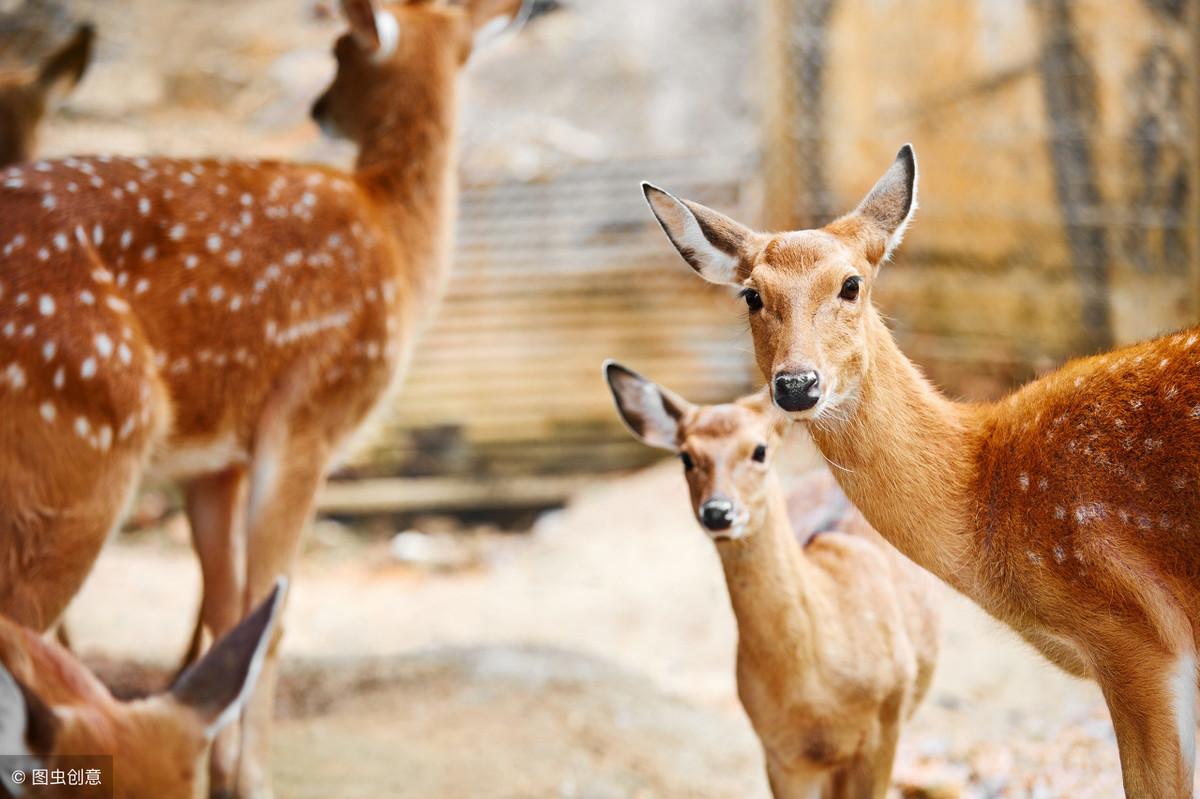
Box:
773;371;820;412
700;499;735;532
311;95;328;122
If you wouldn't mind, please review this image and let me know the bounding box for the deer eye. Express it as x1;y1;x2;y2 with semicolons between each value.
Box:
751;444;767;463
680;452;694;471
739;288;763;312
838;276;862;302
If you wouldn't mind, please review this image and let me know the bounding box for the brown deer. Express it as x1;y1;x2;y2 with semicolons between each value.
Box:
0;580;283;799
643;145;1200;797
0;23;93;168
0;1;528;795
604;362;938;799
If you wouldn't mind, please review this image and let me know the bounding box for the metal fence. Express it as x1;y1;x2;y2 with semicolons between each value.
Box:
763;0;1200;398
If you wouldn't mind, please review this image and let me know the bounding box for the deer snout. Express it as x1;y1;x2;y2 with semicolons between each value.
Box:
699;498;735;532
310;94;329;124
772;370;820;412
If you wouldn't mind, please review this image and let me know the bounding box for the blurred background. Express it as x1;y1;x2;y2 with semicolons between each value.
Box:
7;0;1199;796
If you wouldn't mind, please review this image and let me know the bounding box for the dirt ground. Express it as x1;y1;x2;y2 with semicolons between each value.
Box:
63;433;1178;799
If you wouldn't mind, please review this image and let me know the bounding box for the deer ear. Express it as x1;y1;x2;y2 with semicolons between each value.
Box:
0;661;58;791
604;360;692;452
642;183;756;285
340;0;385;52
171;579;286;739
36;23;94;106
461;0;526;32
851;144;918;263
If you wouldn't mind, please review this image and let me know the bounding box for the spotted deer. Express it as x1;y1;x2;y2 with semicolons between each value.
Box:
643;145;1200;797
605;363;938;799
0;580;283;799
0;1;529;795
0;23;93;168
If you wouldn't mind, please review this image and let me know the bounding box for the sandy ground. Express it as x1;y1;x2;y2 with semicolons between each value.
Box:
60;432;1169;799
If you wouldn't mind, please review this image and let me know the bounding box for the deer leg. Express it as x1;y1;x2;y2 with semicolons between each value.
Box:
207;440;326;799
0;447;145;632
1098;648;1196;798
172;467;248;794
866;723;901;799
766;756;827;799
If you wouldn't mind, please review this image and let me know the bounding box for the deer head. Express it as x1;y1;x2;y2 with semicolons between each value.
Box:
642;146;918;422
0;23;94;168
311;0;529;143
0;580;285;799
605;361;789;540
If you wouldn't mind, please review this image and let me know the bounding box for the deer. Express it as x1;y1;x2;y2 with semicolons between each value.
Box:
0;23;93;168
0;579;283;799
642;144;1200;797
604;362;938;799
0;1;530;795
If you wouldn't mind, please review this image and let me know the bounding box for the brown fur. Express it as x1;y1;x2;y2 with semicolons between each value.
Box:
647;147;1200;798
606;368;938;799
0;1;521;795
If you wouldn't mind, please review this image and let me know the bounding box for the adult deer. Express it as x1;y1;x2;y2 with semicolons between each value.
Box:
0;1;528;795
643;146;1200;797
605;363;938;799
0;23;93;168
0;580;283;799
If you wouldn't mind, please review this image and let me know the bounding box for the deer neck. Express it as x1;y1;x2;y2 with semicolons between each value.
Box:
716;474;819;671
355;55;460;306
807;314;979;592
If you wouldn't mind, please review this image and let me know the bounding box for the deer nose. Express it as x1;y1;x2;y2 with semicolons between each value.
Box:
773;371;821;412
310;95;329;122
699;499;735;532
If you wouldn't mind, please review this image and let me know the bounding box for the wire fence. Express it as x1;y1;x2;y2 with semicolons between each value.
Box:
763;0;1200;397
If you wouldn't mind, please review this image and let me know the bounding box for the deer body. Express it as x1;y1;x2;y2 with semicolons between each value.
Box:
0;2;524;795
604;365;937;799
645;146;1200;797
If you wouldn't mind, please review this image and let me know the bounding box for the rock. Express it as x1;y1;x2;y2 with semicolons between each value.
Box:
389;530;481;572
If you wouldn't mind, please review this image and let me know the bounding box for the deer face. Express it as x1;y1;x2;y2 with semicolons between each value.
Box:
0;24;93;168
605;362;787;541
642;146;918;422
312;0;527;141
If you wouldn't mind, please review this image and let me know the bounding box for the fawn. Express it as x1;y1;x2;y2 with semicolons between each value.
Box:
0;579;283;799
0;1;527;795
605;362;938;799
644;145;1200;797
0;23;93;168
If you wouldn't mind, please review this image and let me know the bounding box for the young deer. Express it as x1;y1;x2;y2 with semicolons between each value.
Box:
0;1;526;795
0;23;93;168
0;579;284;799
605;362;938;799
644;146;1200;797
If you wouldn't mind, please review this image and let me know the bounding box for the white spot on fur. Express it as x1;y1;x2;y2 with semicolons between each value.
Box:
39;402;55;422
38;296;54;316
95;333;113;358
4;363;25;389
